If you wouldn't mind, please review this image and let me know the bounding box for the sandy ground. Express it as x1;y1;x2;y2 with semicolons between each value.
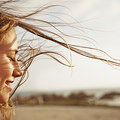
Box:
15;106;120;120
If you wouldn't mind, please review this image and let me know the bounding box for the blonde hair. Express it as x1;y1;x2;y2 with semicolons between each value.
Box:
0;0;120;119
0;103;15;120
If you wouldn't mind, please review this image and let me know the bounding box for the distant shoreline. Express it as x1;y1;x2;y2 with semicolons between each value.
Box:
12;88;120;107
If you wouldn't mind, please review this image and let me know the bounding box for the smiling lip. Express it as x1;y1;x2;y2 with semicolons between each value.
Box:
5;83;12;91
5;80;14;92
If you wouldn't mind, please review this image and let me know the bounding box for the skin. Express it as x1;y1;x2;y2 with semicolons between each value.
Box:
0;28;22;104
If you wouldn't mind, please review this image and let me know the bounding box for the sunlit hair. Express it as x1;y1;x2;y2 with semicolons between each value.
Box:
0;0;120;119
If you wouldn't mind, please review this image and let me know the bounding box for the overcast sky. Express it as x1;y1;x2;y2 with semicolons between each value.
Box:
15;0;120;92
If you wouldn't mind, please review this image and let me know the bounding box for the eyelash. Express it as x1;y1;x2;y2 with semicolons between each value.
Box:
9;57;15;62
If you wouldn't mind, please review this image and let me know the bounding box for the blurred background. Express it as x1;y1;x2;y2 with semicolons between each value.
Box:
10;0;120;120
15;0;120;92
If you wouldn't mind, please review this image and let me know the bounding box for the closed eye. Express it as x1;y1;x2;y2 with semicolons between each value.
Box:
8;57;15;62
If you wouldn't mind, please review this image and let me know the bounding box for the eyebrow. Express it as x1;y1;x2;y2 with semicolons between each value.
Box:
6;50;18;54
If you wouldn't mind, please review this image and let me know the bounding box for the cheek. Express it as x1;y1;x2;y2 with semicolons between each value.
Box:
0;62;13;104
0;69;13;77
0;64;13;89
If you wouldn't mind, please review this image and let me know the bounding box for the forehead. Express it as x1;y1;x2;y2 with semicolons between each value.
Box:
0;28;17;51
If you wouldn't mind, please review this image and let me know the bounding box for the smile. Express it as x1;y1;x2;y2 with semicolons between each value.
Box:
5;80;14;92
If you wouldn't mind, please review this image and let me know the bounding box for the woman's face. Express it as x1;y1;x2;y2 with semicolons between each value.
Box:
0;28;22;104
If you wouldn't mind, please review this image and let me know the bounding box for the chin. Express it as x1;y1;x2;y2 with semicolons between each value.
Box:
0;93;9;104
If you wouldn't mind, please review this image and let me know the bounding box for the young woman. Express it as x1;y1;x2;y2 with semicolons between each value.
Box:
0;0;120;119
0;27;23;103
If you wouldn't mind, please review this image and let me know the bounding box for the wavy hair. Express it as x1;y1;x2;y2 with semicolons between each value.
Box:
0;0;120;119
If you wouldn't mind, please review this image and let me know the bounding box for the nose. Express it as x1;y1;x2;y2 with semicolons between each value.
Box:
13;69;23;77
12;63;23;77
